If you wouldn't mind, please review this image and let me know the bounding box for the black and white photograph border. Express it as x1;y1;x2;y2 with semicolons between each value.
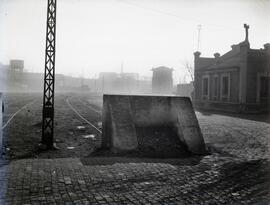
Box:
0;0;270;204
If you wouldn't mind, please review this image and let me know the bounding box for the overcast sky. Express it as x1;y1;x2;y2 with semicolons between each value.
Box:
0;0;269;82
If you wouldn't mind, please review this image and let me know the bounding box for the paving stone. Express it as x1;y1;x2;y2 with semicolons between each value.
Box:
1;113;270;204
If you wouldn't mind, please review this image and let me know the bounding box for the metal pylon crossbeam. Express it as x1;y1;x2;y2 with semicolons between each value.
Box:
42;0;57;148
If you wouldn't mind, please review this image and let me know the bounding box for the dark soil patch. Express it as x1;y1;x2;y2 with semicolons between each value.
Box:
136;126;191;158
92;126;193;158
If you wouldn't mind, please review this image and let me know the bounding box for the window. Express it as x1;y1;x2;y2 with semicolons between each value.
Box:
260;77;270;98
222;77;229;95
213;76;218;100
221;74;230;101
260;77;270;103
202;76;209;100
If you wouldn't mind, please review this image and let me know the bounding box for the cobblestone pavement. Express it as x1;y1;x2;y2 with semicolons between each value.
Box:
197;112;270;160
0;112;269;204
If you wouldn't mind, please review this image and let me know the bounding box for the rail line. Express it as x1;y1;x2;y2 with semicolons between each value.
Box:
66;97;102;134
2;99;37;130
78;99;102;115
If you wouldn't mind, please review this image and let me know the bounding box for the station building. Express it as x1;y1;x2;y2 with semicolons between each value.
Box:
193;24;270;113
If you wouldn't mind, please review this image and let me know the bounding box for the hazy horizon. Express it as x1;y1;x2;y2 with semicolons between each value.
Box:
0;0;269;83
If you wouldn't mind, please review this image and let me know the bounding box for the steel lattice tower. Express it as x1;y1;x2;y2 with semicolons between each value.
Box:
42;0;57;148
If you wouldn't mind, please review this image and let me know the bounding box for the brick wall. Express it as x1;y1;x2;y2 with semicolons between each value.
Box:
247;50;268;103
194;68;240;103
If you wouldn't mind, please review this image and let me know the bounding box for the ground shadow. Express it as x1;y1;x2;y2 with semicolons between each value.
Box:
80;156;204;166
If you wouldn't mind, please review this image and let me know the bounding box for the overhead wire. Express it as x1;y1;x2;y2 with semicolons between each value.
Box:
116;0;241;31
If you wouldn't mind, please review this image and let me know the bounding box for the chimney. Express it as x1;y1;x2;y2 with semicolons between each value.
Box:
194;51;201;70
214;52;220;59
214;53;220;64
264;43;270;53
231;44;237;50
194;51;201;58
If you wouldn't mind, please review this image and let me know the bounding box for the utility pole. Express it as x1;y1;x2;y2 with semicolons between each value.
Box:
102;75;104;93
81;69;84;87
121;62;123;75
42;0;57;149
197;24;202;52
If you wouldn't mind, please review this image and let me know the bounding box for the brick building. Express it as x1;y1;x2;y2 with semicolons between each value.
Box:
193;24;270;113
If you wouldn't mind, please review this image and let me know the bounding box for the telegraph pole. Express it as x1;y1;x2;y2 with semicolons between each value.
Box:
197;24;202;51
42;0;57;149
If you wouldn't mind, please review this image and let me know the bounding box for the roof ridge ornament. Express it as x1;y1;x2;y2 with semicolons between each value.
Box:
244;23;250;42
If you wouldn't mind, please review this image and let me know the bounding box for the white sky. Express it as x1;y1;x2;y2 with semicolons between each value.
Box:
0;0;269;83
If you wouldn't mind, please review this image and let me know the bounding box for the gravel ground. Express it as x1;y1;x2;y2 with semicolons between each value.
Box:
1;92;270;161
2;92;102;159
197;111;270;160
1;92;270;204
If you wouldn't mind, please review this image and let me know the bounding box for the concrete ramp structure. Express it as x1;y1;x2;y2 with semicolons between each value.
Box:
102;95;207;155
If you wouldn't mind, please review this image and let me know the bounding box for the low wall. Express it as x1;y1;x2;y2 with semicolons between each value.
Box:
194;100;269;114
102;95;207;155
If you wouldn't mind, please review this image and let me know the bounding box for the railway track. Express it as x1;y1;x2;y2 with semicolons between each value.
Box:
2;95;102;133
66;97;102;134
78;99;102;115
1;99;37;130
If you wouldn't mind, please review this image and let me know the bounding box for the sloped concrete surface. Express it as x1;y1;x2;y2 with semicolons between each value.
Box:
102;95;206;155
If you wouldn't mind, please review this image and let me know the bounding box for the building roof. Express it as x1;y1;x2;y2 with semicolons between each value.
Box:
152;66;173;72
197;58;215;69
196;24;270;73
195;24;256;71
196;43;243;70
